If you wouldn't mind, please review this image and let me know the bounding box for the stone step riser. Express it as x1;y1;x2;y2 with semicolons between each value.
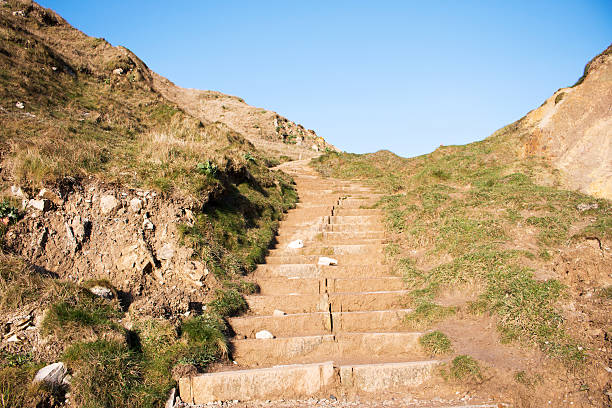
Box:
332;209;382;216
274;237;385;246
264;255;385;265
231;332;423;367
254;264;392;279
179;360;439;404
285;209;333;218
257;277;405;295
267;244;383;257
280;219;383;228
229;309;413;338
323;224;383;232
245;291;409;314
330;215;382;224
275;230;386;240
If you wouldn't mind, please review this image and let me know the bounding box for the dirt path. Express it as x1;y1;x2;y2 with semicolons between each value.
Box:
178;160;501;408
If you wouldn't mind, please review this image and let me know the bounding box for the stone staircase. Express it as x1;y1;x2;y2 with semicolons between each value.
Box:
177;160;492;406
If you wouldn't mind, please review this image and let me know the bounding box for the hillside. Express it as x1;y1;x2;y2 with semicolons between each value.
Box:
0;0;610;407
519;45;612;200
0;1;323;406
311;47;611;407
153;74;334;160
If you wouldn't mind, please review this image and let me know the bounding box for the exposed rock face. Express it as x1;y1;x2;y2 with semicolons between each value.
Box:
520;45;612;199
4;183;216;318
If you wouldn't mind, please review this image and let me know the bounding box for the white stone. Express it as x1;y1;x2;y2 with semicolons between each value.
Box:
317;256;338;266
255;330;274;339
89;285;114;299
165;387;176;408
33;362;67;387
287;239;304;249
113;68;124;75
10;185;26;198
15;101;24;109
28;199;50;212
273;310;287;317
99;195;119;214
129;198;143;212
158;243;174;260
143;219;155;230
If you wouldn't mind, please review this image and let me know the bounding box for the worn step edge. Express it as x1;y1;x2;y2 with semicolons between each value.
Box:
231;332;423;366
256;276;405;295
229;308;414;338
179;360;441;404
179;361;336;404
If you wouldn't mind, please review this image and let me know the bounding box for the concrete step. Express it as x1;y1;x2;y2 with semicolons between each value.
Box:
229;309;413;338
253;264;392;279
231;332;423;366
274;236;385;246
339;360;439;393
323;223;383;232
332;208;382;216
179;362;336;404
179;360;440;404
264;254;385;265
320;231;386;240
245;290;409;314
268;244;383;257
256;276;405;295
329;215;382;224
281;216;328;227
295;203;337;209
285;208;332;218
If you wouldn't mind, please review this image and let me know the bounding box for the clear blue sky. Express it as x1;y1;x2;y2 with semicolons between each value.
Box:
40;1;611;157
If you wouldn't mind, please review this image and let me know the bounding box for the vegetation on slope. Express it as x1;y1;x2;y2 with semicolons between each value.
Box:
0;2;298;406
313;121;611;364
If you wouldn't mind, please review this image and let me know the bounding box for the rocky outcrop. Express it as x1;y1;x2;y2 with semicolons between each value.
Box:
520;45;612;199
4;182;216;318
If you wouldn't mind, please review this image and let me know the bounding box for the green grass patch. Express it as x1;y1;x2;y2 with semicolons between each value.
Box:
207;289;248;317
311;124;609;364
405;302;456;329
419;331;453;355
446;355;483;383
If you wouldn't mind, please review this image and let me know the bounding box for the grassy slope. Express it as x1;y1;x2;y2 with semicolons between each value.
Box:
0;2;297;407
312;121;611;364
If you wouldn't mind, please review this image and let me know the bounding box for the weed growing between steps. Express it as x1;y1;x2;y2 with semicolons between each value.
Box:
419;331;453;355
443;355;484;383
312;122;611;366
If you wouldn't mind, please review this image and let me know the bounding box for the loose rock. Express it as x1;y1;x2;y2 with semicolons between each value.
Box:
100;195;120;214
33;362;67;387
89;285;114;299
28;199;51;212
287;239;304;249
255;330;275;339
317;256;338;266
130;197;143;212
158;243;175;260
